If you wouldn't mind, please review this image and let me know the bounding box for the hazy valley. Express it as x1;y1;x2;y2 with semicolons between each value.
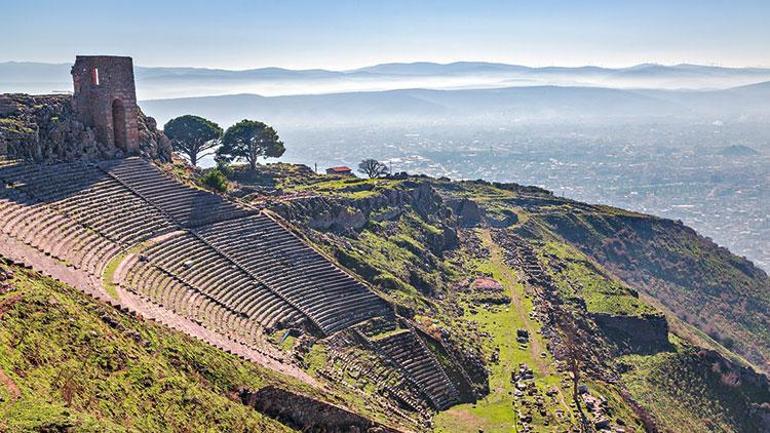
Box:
2;53;770;433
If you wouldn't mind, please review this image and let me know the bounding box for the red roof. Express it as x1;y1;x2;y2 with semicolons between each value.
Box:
327;166;352;173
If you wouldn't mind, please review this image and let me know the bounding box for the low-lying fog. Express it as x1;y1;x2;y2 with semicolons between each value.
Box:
3;61;770;99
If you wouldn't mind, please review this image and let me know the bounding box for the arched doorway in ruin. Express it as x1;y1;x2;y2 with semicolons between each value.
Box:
111;99;128;151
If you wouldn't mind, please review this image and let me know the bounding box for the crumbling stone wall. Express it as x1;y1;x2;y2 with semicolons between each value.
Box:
591;312;670;354
1;55;171;162
71;56;139;154
0;93;171;162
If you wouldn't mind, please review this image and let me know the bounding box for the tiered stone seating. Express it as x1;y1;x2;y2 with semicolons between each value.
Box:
322;331;430;415
373;329;459;410
195;214;395;334
0;167;122;275
1;157;463;411
49;178;176;246
353;317;399;338
0;160;106;201
123;232;304;332
100;158;254;228
0;162;176;241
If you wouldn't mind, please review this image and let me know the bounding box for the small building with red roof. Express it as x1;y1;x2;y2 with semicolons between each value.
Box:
326;166;353;176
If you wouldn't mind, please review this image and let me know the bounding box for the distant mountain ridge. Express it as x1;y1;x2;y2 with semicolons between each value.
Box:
139;81;770;127
3;60;770;99
3;59;770;79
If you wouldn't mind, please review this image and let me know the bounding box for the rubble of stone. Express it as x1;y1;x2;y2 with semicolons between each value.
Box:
0;93;171;162
0;259;15;295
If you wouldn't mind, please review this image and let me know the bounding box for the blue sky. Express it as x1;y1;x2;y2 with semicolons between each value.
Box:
3;0;769;69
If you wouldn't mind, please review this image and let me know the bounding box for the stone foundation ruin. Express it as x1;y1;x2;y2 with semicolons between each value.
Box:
0;56;170;162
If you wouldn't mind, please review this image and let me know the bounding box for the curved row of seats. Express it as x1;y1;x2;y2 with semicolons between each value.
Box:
0;161;175;271
49;178;176;246
123;232;304;332
0;160;106;202
100;158;253;228
0;182;121;275
97;159;393;334
374;330;460;410
1;157;461;412
322;332;430;414
114;252;292;357
195;214;395;334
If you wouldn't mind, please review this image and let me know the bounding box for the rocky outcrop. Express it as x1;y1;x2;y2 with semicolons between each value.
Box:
445;198;482;227
272;180;454;232
0;93;171;162
240;386;402;433
136;110;173;161
444;196;517;228
591;312;670;355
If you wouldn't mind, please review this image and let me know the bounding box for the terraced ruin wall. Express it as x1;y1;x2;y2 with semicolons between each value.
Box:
591;312;670;354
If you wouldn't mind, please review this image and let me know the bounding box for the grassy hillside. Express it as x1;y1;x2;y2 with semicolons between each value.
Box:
534;205;770;370
0;260;306;433
621;339;770;433
160;163;770;432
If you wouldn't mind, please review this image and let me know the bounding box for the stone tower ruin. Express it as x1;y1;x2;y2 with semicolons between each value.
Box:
71;56;139;154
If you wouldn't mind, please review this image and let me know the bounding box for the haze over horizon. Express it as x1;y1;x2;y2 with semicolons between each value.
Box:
4;0;770;70
2;0;769;271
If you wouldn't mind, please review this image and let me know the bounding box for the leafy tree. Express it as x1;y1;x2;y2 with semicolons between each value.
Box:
216;120;285;171
200;169;228;193
163;115;223;167
358;159;390;178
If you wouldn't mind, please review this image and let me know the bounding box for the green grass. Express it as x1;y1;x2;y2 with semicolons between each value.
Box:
540;241;656;316
303;344;328;375
101;253;124;300
285;176;403;199
535;207;770;370
435;230;573;433
102;244;148;300
619;340;770;433
0;264;307;433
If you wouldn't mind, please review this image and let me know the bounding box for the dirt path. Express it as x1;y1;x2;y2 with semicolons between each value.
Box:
479;229;550;374
0;367;21;400
0;232;317;387
479;229;576;424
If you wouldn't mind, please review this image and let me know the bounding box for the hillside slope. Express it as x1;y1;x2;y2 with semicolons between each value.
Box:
2;153;770;432
0;259;301;432
532;204;770;371
240;165;770;432
0;258;401;433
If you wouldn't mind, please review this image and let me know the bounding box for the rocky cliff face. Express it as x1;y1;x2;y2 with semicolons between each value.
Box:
272;181;455;234
0;93;171;162
591;312;670;355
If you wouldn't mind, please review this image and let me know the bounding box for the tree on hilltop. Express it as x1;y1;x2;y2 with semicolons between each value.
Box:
358;158;390;178
216;120;285;171
163;115;223;167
